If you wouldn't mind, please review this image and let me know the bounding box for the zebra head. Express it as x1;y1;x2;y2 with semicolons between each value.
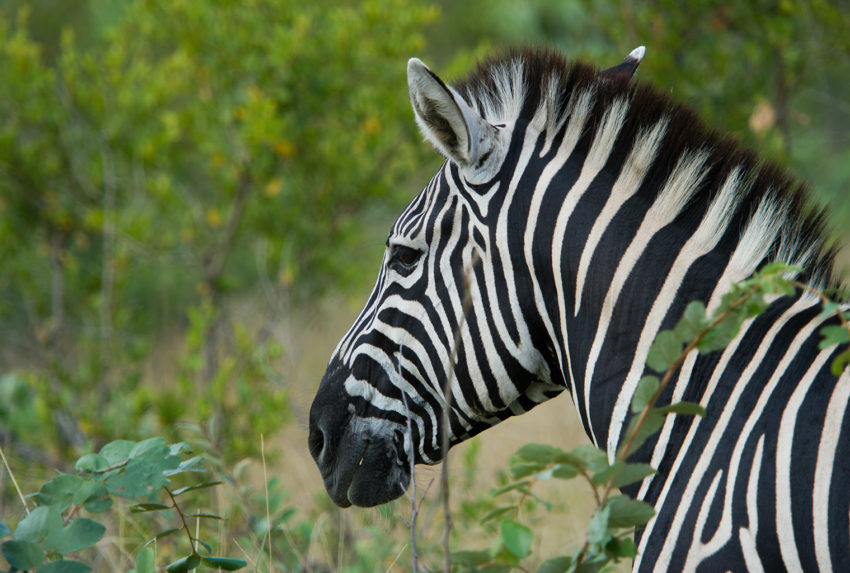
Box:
309;50;644;507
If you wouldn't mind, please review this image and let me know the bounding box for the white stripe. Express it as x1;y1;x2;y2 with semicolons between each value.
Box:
775;347;833;572
583;149;709;451
607;167;744;460
739;435;766;573
574;118;669;315
813;368;850;572
648;298;822;571
706;195;785;314
682;469;724;572
551;97;630;419
524;88;594;399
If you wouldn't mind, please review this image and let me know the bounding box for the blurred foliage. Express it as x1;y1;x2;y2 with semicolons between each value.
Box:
0;0;436;459
1;0;849;571
429;0;850;231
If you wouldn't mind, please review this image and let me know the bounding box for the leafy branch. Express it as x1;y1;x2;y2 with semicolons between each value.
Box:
450;262;850;572
0;438;246;573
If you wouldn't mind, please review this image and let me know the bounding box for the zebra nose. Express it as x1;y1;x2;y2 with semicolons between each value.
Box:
308;420;327;462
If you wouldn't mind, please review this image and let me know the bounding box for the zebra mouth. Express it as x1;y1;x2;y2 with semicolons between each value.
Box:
339;438;409;507
315;421;410;508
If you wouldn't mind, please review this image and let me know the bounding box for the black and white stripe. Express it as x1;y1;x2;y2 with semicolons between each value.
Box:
309;48;849;570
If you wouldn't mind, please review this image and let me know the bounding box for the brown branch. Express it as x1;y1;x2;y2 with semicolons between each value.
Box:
165;486;196;551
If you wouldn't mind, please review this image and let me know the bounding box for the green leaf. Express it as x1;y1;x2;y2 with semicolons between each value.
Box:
697;313;744;353
129;437;169;459
832;349;850;376
654;401;706;417
130;503;172;513
72;481;107;507
515;443;570;465
144;528;182;546
135;547;155;573
170;481;222;496
500;519;534;559
194;538;212;554
743;293;770;318
15;505;62;543
168;442;192;456
759;261;800;276
647;330;682;372
819;324;850;350
164;456;205;476
185;513;223;520
673;301;708;342
631;376;659;413
84;494;113;513
492;480;532;497
621;411;666;456
2;539;44;569
586;504;612;546
537;556;573;573
606;536;636;559
480;506;514;524
99;440;135;465
104;458;170;497
200;556;247;570
605;495;655;528
34;474;84;512
818;301;841;319
593;462;656;488
551;463;579;479
451;549;492;566
36;559;92;573
166;553;201;572
44;518;106;554
510;462;546;480
0;520;10;537
75;453;109;473
564;445;609;472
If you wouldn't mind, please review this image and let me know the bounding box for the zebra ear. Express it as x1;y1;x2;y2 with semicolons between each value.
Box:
599;46;645;81
407;58;498;171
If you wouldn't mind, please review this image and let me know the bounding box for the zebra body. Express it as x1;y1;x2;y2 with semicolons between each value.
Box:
308;48;850;570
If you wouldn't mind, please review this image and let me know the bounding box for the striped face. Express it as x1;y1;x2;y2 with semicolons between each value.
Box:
308;58;559;507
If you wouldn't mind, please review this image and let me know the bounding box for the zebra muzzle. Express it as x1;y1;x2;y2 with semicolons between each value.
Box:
309;412;409;507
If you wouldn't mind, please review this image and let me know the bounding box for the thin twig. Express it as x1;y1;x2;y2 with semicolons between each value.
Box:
441;256;478;573
165;486;196;551
400;381;420;573
63;503;81;526
261;433;274;573
0;442;30;514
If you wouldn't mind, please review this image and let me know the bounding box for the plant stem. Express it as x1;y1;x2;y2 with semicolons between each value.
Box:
165;486;196;551
0;442;30;514
441;256;478;573
400;388;419;573
261;433;274;573
576;282;764;568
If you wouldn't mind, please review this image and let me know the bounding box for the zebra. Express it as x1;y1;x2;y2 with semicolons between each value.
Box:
308;47;850;570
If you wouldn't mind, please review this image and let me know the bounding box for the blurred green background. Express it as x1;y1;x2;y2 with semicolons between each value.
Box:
1;1;848;571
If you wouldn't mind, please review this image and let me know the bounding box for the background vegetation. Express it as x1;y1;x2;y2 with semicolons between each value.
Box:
1;0;848;571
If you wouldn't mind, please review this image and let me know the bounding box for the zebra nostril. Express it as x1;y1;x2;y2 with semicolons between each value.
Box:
308;424;326;461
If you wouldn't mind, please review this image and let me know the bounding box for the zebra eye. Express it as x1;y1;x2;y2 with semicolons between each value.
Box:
390;245;422;270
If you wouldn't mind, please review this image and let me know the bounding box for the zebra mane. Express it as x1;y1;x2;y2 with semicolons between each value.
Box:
454;48;840;290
